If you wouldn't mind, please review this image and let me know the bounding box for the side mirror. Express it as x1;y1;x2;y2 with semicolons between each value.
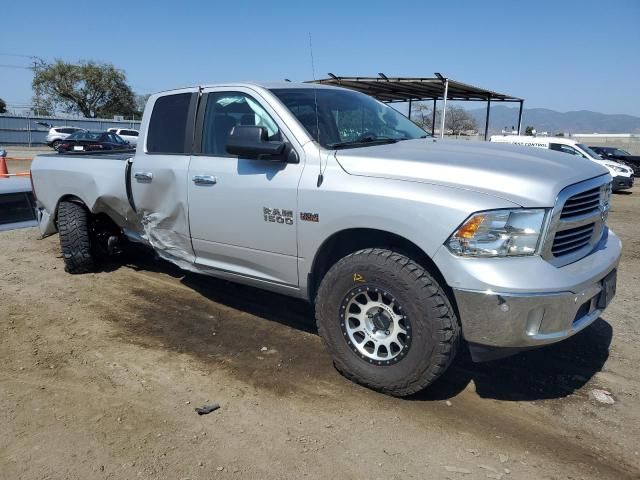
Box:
225;126;286;159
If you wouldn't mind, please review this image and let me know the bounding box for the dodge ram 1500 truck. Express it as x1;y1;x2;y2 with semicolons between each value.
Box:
31;82;622;396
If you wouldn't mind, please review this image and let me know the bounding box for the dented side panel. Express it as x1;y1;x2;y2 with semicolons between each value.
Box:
132;155;195;266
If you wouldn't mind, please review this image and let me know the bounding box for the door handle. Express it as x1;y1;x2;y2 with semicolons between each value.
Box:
134;171;153;182
192;175;217;186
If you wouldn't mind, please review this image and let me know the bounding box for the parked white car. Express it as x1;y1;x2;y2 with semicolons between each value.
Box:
490;135;634;191
45;127;86;149
107;128;139;146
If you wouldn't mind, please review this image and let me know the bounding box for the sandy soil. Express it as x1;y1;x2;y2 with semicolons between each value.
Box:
0;186;639;479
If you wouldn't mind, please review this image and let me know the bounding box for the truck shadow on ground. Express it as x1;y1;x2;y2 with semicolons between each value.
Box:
418;317;611;402
112;251;612;403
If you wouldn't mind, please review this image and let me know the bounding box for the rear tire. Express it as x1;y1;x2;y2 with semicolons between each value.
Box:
57;201;95;274
315;248;459;397
51;140;61;150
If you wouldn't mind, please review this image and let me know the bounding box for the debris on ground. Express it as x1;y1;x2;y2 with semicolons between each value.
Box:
479;464;498;473
194;403;220;415
444;466;472;474
590;389;615;404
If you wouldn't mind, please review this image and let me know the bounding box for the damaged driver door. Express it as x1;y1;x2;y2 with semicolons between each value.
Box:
130;89;199;266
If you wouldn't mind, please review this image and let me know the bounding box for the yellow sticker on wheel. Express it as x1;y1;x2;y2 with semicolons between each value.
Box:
353;273;365;283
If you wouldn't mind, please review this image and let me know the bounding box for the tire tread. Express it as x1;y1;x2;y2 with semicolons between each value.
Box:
57;201;95;274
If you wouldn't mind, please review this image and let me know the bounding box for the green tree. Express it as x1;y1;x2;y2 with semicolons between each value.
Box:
32;59;137;118
0;97;6;114
525;125;535;135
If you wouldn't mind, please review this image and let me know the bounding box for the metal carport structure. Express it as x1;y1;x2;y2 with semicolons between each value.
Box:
308;73;524;140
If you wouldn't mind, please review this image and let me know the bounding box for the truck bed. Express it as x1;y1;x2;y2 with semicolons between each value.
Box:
31;150;139;236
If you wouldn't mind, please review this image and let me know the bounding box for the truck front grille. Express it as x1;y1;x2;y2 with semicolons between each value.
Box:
559;187;600;219
541;176;611;267
552;223;595;256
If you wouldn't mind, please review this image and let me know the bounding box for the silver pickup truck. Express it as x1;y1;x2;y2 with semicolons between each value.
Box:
31;82;621;396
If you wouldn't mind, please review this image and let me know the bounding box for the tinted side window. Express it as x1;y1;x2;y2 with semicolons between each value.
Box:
122;130;138;136
147;93;193;154
201;92;281;156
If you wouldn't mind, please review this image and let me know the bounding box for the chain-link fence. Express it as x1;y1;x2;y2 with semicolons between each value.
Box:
0;114;141;146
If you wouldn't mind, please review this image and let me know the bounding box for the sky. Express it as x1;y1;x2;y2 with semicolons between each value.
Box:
1;0;639;115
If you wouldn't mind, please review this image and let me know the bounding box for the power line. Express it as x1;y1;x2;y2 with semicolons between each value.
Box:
0;52;39;59
0;64;32;69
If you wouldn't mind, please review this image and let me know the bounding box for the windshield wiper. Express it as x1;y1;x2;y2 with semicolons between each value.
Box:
328;136;401;149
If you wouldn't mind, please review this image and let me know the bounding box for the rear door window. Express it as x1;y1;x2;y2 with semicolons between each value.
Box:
147;93;195;154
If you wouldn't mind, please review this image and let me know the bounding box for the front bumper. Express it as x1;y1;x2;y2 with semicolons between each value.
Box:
612;174;633;190
433;229;622;351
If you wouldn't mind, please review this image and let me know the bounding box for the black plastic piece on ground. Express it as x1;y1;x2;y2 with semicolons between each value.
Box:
194;403;220;415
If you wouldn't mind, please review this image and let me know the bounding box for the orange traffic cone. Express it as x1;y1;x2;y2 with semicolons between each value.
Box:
0;155;8;178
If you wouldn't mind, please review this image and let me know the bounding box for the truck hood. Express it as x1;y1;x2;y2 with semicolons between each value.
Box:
334;138;609;207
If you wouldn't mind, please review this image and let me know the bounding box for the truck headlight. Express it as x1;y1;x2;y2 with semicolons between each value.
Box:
611;165;626;173
446;209;547;257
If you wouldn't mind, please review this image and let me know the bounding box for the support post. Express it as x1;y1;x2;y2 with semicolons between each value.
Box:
27;114;32;147
431;99;436;137
408;99;412;120
517;100;524;135
484;95;492;141
440;79;449;138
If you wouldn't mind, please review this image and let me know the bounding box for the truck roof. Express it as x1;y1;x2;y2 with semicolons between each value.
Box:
153;81;345;95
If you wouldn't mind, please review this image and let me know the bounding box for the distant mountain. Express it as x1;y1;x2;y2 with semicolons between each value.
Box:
466;105;640;135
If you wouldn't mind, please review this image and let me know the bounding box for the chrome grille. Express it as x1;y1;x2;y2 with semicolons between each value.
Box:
542;176;611;267
552;223;595;256
559;187;600;219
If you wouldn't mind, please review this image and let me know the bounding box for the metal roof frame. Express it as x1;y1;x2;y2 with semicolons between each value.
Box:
308;73;524;140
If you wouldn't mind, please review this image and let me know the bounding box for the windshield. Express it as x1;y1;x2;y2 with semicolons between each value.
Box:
576;144;603;159
67;131;102;141
270;88;428;149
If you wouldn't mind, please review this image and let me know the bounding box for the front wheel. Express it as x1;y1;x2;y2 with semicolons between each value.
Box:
315;248;460;397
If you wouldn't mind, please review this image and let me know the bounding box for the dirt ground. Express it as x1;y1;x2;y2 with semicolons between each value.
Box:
1;183;639;479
